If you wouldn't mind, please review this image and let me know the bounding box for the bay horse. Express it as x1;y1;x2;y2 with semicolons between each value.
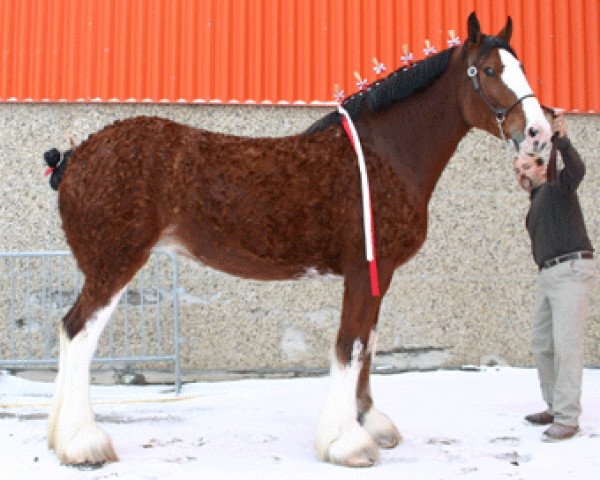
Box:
44;13;550;468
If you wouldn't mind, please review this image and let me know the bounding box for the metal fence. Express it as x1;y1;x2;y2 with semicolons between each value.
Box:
0;249;181;393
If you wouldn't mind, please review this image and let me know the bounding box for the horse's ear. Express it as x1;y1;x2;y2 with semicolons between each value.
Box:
498;16;513;43
467;11;482;46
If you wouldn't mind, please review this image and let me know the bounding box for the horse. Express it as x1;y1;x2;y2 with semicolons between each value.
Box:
44;12;551;468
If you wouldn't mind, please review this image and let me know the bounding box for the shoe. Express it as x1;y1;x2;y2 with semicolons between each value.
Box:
525;411;554;425
542;423;579;441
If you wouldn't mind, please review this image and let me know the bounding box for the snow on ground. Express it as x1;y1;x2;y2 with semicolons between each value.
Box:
1;367;600;480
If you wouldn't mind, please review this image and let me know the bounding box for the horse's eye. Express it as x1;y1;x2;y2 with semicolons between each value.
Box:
484;67;496;77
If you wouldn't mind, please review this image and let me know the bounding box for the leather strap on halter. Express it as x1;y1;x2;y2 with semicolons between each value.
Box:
337;105;380;297
467;64;535;143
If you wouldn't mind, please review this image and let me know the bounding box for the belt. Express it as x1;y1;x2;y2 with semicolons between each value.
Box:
541;251;594;270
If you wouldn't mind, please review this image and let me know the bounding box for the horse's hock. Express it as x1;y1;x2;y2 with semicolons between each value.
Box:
1;104;600;377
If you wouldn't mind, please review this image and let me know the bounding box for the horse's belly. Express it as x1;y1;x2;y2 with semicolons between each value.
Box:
156;227;340;281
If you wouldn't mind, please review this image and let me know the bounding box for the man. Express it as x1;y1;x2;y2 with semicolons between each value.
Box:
513;112;597;441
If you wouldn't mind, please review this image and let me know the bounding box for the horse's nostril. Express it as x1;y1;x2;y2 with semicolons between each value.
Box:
528;127;539;137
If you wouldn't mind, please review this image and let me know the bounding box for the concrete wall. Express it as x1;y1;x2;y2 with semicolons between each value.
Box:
1;104;599;373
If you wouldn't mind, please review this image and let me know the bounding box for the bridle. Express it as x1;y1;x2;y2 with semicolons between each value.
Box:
467;61;536;143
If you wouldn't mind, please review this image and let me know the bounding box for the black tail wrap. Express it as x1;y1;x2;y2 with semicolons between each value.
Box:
44;148;72;191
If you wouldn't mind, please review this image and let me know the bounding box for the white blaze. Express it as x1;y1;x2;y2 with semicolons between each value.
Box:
499;49;550;138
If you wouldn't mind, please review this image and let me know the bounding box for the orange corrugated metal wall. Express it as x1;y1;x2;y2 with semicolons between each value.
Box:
0;0;598;112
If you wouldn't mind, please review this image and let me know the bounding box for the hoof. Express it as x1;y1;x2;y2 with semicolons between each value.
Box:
318;422;380;468
362;408;402;449
65;462;105;471
372;428;402;449
56;423;118;466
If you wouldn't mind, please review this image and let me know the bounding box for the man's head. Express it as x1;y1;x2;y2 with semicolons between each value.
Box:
513;154;547;193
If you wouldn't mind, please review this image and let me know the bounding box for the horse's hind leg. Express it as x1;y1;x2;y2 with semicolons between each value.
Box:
48;301;78;450
315;266;398;467
48;279;127;465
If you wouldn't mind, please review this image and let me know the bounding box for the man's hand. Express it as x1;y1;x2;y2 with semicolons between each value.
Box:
552;111;567;138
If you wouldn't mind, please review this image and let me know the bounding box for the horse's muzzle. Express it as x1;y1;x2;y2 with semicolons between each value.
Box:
514;120;552;155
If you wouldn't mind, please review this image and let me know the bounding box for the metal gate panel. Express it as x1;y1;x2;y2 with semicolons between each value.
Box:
0;249;181;393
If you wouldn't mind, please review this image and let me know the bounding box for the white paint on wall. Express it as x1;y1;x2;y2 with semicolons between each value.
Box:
281;327;308;362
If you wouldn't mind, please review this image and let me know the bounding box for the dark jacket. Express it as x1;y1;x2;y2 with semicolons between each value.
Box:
526;137;593;268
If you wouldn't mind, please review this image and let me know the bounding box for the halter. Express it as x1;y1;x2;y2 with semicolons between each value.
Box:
467;63;535;143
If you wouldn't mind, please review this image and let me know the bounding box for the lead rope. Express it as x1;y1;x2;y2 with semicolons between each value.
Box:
337;105;380;297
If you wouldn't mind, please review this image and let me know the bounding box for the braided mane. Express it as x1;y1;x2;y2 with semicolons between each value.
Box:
305;46;457;134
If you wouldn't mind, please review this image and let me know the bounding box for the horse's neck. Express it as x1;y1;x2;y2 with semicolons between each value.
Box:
362;67;470;204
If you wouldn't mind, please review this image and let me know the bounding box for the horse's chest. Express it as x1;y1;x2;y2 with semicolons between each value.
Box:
373;187;427;259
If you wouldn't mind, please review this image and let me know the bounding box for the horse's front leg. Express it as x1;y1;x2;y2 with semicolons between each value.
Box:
315;266;399;467
356;330;402;450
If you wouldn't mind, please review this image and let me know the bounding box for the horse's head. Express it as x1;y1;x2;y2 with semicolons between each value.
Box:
459;12;551;156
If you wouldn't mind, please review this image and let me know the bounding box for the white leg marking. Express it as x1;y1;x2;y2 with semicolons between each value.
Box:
48;324;68;450
366;330;378;361
316;339;379;467
53;289;125;465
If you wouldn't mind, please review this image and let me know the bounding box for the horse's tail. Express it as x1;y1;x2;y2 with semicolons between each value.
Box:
43;147;73;191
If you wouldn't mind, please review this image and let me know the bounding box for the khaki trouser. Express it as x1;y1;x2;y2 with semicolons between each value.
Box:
532;258;597;426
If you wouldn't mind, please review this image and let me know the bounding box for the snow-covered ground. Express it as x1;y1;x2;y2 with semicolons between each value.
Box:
1;367;599;480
